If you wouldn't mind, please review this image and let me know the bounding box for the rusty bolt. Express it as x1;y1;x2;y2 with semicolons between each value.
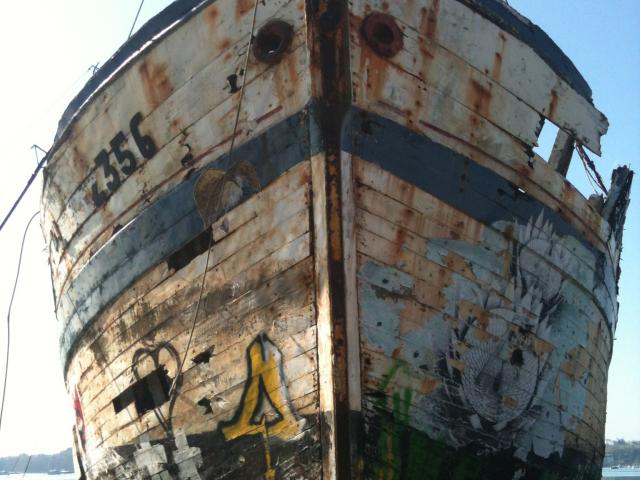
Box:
252;20;294;65
361;12;403;58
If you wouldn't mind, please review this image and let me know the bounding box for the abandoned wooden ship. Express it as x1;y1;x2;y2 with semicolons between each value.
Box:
41;0;633;478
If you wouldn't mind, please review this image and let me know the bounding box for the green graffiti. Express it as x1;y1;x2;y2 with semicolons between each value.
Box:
368;361;600;479
374;360;414;480
539;472;561;480
368;363;496;480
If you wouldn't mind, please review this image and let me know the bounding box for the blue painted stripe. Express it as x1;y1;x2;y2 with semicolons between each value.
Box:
60;108;314;368
341;107;616;329
459;0;591;100
60;104;615;370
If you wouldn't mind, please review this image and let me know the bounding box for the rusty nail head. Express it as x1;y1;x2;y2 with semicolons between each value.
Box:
361;12;403;58
253;20;294;65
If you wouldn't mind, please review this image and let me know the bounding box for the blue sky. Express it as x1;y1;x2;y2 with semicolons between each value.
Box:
0;0;637;456
508;0;640;441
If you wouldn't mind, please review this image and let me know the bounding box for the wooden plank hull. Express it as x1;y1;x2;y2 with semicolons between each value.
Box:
41;0;632;479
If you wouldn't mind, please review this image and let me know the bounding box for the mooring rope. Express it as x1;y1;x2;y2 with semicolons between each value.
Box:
576;144;608;194
128;0;146;39
167;0;261;401
0;211;40;432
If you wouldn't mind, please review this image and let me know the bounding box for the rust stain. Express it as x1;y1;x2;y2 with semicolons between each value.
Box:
443;251;476;281
561;179;577;207
468;113;481;131
446;357;464;371
467;79;492;117
515;165;532;181
235;0;253;22
499;244;513;280
423;0;440;40
492;52;503;82
357;18;390;103
286;50;300;89
561;356;586;383
72;146;89;179
532;337;554;355
458;300;489;331
548;89;559;119
411;24;436;124
472;327;494;342
272;65;289;109
327;160;343;263
367;59;388;101
392;225;408;262
204;5;219;28
301;168;312;187
450;224;461;240
427;267;450;311
491;32;507;82
269;49;300;110
139;60;173;110
419;377;441;395
169;117;183;134
378;99;406;118
255;105;284;124
391;204;416;263
397;179;416;207
218;38;232;50
399;302;431;336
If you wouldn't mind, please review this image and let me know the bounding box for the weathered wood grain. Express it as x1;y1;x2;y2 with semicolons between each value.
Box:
71;171;313;402
41;0;630;478
351;0;607;153
60;152;322;479
43;0;311;305
348;46;612;256
353;156;615;477
353;158;618;325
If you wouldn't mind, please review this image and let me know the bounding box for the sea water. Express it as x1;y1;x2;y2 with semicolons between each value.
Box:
1;475;75;480
602;467;640;478
3;469;639;479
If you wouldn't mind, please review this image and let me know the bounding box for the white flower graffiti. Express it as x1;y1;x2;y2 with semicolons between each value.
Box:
437;213;580;455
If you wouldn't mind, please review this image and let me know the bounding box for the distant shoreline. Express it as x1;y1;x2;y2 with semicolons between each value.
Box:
0;449;73;475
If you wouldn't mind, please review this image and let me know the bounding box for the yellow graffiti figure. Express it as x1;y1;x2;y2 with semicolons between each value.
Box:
222;334;305;479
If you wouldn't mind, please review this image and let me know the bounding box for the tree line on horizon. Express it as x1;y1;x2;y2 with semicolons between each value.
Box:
1;440;638;472
603;440;640;467
0;448;73;474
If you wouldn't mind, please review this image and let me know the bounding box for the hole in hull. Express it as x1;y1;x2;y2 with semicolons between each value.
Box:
192;348;213;365
253;20;294;64
167;227;212;271
112;366;172;416
361;12;404;58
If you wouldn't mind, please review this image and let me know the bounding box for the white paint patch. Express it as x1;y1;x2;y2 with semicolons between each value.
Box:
134;437;172;480
173;431;203;480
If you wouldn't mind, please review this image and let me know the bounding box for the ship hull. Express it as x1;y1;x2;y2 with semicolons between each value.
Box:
42;0;632;479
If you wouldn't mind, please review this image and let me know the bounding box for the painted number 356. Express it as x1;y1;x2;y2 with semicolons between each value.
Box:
91;112;157;207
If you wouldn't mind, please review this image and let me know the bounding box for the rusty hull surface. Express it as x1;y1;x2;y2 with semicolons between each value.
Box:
41;0;632;479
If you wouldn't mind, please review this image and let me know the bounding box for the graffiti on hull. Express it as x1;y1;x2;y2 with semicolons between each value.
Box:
361;212;607;476
194;160;260;226
221;334;306;480
107;342;203;480
73;385;87;452
441;213;565;453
